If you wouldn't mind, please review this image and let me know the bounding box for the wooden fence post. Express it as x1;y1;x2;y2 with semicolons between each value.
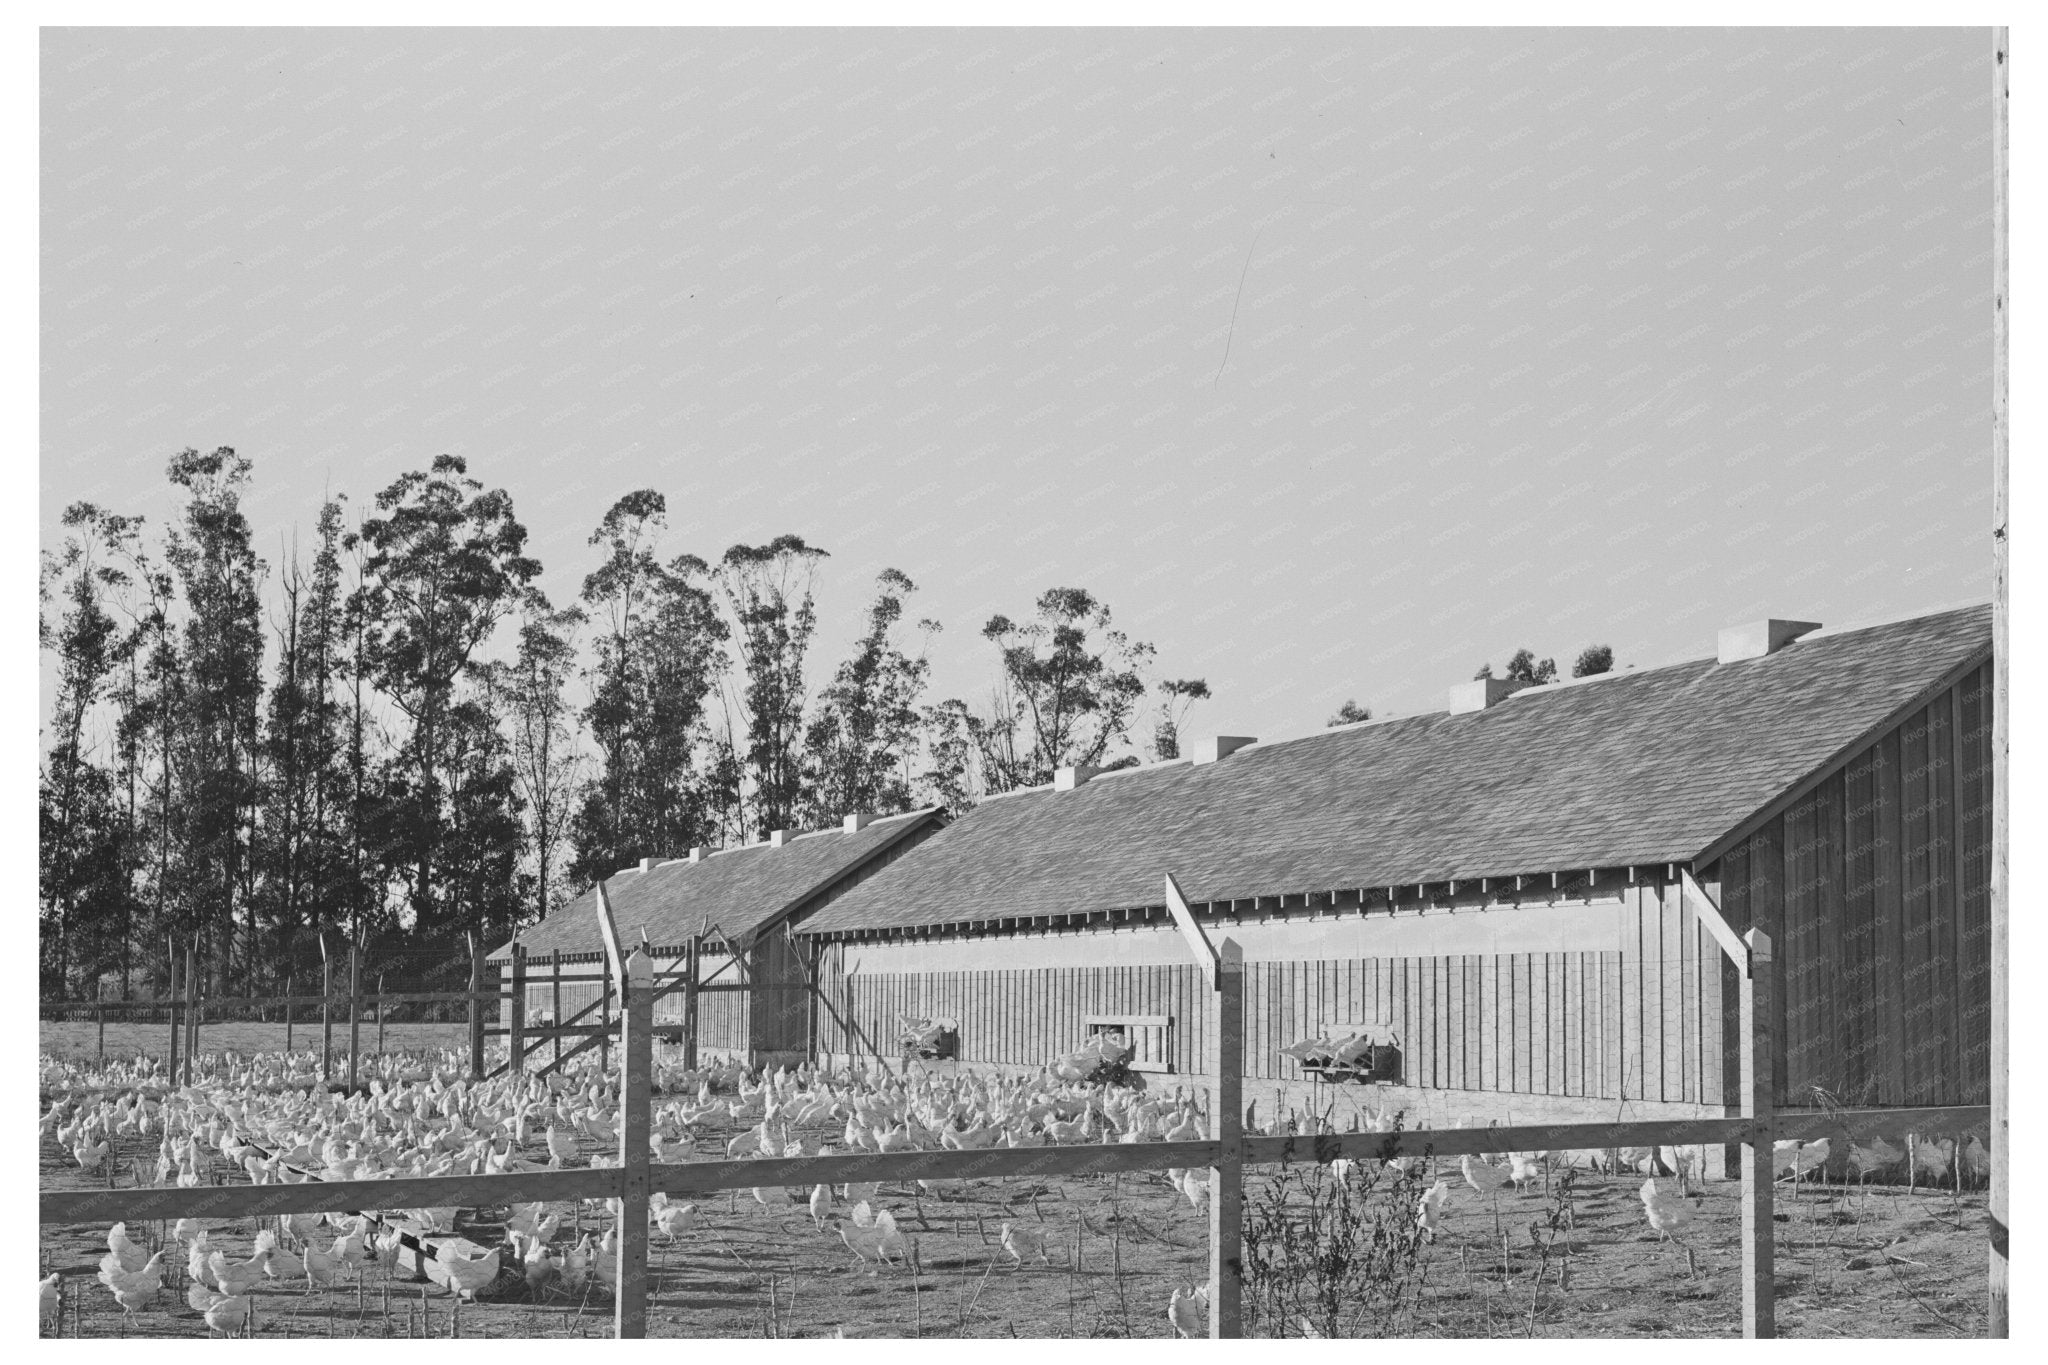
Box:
1210;939;1245;1339
600;963;613;1074
319;935;333;1085
1988;21;2010;1342
284;973;294;1055
551;950;563;1066
96;1003;104;1060
165;937;179;1081
376;975;386;1057
1741;926;1776;1339
615;944;653;1338
467;934;484;1082
348;942;362;1090
508;944;528;1079
684;933;701;1071
183;942;197;1086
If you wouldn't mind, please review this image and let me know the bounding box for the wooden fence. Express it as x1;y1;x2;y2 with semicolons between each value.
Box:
39;874;1996;1339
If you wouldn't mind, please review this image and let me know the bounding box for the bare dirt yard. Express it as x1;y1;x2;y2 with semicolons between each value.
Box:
39;1050;1993;1339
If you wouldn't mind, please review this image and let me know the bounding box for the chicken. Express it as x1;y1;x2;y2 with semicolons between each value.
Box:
1913;1136;1955;1184
303;1239;340;1287
809;1183;832;1228
545;1124;579;1168
1462;1154;1512;1197
208;1246;269;1298
514;1231;560;1300
654;1202;697;1241
442;1246;501;1302
839;1203;905;1267
1416;1178;1450;1238
1849;1135;1904;1180
1167;1283;1208;1338
38;1274;60;1327
999;1221;1049;1267
752;1184;793;1209
202;1293;251;1337
1507;1152;1544;1191
255;1229;304;1280
73;1138;110;1171
1177;1168;1210;1209
562;1235;593;1294
105;1222;149;1274
1962;1134;1992;1186
1640;1178;1694;1243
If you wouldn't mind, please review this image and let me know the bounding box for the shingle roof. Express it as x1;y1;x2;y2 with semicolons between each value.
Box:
801;605;1991;936
494;808;944;958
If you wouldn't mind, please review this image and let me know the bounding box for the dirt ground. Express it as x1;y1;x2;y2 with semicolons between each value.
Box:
38;1051;1993;1339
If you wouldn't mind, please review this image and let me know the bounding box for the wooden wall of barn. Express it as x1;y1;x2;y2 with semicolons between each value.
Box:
1706;658;1992;1109
811;879;1726;1109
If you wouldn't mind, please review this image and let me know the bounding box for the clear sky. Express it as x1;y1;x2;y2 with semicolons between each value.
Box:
39;26;1998;742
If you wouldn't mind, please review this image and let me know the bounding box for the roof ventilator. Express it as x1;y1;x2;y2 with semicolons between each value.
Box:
1717;618;1822;663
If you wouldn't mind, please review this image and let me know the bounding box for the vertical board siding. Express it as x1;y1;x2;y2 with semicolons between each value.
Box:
1956;662;1993;1101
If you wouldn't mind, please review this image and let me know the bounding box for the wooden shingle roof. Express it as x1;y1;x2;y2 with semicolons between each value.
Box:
801;605;1991;936
494;807;945;959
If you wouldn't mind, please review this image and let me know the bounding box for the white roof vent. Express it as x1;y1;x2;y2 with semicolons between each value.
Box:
769;829;790;848
1191;735;1257;764
1054;766;1102;791
1717;619;1822;664
688;847;704;864
638;857;659;873
843;812;872;833
1448;678;1531;714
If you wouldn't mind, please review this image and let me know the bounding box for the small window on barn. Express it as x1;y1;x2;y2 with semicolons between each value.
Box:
1085;1014;1173;1073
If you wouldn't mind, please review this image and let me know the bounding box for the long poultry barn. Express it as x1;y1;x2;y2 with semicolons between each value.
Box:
794;606;1993;1170
490;807;945;1069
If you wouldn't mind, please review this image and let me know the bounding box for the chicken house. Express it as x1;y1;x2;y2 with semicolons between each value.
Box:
791;605;1994;1177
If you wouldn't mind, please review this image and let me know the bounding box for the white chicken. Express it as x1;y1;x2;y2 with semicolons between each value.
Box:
1640;1178;1694;1243
1167;1283;1208;1338
1416;1178;1450;1238
999;1221;1049;1267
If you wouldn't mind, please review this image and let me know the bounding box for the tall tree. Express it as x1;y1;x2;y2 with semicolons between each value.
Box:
160;448;266;993
351;455;539;939
715;534;828;840
39;506;127;996
488;589;586;924
953;587;1156;794
802;568;934;823
571;491;726;884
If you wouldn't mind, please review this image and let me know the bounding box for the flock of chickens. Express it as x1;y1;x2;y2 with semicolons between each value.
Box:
37;1043;1995;1338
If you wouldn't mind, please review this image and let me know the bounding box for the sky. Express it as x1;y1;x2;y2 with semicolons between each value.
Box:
39;26;2000;744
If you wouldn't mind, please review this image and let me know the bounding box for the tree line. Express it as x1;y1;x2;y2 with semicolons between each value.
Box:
38;449;1213;1002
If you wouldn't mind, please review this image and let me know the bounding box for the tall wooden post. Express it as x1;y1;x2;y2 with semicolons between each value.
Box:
165;936;179;1081
600;963;613;1074
1740;926;1776;1338
508;944;528;1078
1209;939;1245;1339
96;1003;105;1060
376;975;386;1057
467;933;484;1082
551;950;563;1066
347;942;362;1090
183;942;197;1086
684;933;701;1071
1987;21;2010;1341
284;973;294;1054
318;935;333;1085
614;945;653;1338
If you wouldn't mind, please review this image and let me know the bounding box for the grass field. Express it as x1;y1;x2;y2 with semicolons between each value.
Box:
37;1055;1993;1339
